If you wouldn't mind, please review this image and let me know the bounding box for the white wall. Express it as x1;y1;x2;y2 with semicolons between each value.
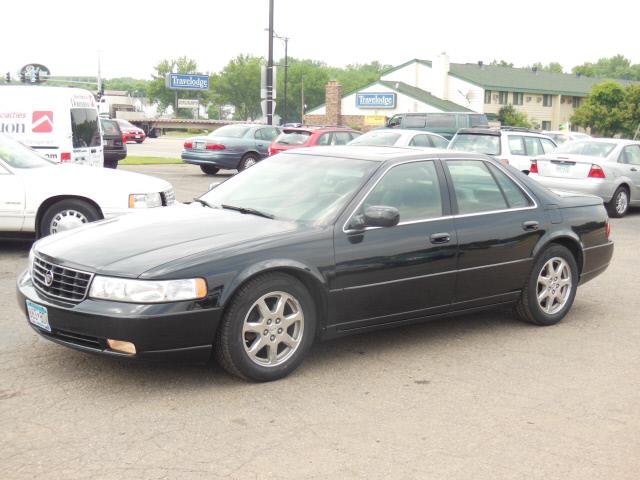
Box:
446;76;484;113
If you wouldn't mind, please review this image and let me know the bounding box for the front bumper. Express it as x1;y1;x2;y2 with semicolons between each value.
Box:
181;150;242;170
17;270;221;361
529;174;616;202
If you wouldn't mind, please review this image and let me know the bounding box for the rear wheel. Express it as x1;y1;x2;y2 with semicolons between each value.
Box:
238;153;259;172
39;199;101;238
200;164;220;175
214;272;316;382
606;186;629;218
515;245;578;326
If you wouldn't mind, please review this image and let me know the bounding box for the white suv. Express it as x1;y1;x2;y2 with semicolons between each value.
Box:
448;127;557;172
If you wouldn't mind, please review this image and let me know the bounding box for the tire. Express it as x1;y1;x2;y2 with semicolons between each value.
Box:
215;272;316;382
515;244;579;326
238;153;259;172
104;160;118;169
200;164;220;175
39;199;101;238
606;186;629;218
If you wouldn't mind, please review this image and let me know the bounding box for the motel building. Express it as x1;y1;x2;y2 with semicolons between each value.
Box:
305;54;631;131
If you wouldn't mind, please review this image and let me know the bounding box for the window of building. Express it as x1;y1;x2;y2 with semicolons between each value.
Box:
484;90;492;104
543;95;553;107
572;97;581;108
498;91;509;105
512;92;524;105
541;121;552;130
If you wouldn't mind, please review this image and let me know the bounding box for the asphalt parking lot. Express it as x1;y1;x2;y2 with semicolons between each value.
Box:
1;165;639;479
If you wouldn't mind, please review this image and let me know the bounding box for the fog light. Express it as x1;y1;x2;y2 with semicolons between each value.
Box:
107;339;136;354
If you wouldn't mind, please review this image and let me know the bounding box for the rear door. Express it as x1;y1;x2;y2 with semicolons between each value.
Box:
618;144;640;201
443;158;545;308
254;127;280;157
70;108;103;167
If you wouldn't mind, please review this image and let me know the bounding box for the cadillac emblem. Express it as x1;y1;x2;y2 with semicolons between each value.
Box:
44;270;54;287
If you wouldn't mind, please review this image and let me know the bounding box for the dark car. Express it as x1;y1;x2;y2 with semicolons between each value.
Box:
386;112;489;140
268;126;361;156
18;147;613;382
182;124;281;175
115;119;146;144
100;117;127;168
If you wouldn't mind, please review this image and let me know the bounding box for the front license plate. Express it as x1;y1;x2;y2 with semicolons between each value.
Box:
135;135;141;139
26;300;50;332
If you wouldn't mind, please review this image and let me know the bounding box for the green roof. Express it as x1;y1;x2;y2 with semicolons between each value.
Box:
438;61;638;96
378;80;471;112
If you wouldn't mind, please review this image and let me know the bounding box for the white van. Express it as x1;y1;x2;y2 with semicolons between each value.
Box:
0;86;103;167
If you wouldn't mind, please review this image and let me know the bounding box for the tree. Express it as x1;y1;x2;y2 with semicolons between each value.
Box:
213;54;263;120
498;105;531;128
490;59;514;67
146;57;203;116
571;81;627;137
572;55;640;81
525;62;564;73
331;61;392;94
103;77;148;97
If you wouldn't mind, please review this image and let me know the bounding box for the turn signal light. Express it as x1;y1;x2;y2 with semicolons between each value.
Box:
107;339;136;355
184;141;193;149
588;164;606;178
529;160;538;173
60;152;71;162
206;143;225;150
605;220;611;239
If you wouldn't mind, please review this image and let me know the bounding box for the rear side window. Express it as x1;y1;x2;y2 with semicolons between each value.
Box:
316;133;332;145
71;108;101;148
507;136;525;155
620;145;640;165
524;137;545;156
333;132;352;145
276;131;311;145
425;114;456;129
100;118;119;135
446;160;508;214
404;115;426;128
540;138;556;154
256;127;280;141
488;164;531;208
409;134;431;147
449;134;500;156
429;135;449;149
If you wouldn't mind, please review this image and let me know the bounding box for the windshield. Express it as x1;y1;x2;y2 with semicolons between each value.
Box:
209;125;250;138
200;154;379;225
555;140;617;158
0;135;55;169
275;131;311;145
349;131;401;146
71;108;101;148
449;133;500;156
116;119;136;129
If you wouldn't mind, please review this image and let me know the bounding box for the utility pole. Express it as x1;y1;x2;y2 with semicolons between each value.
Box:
97;50;102;95
301;75;305;123
266;0;274;125
282;36;288;124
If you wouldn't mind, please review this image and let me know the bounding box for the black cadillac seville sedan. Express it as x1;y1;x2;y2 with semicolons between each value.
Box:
17;146;614;382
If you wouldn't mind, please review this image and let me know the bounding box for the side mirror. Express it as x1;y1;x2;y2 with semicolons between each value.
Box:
349;206;400;230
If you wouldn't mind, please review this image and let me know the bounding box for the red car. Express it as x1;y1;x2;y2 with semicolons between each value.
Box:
268;126;361;155
115;119;146;144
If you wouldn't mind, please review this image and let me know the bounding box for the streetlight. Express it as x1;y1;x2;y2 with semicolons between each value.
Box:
265;28;290;124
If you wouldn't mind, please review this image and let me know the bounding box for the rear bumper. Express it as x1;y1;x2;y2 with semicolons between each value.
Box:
580;241;614;285
181;150;242;170
17;270;221;362
530;174;616;202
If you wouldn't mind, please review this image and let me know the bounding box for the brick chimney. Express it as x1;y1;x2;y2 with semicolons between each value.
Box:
325;80;342;125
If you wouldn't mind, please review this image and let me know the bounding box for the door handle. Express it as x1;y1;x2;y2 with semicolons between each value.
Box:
430;232;451;244
90;149;96;153
522;221;539;231
631;167;638;172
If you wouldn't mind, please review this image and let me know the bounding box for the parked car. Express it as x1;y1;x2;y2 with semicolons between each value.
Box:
449;127;557;172
0;134;174;237
541;130;591;146
100;117;127;169
115;119;146;144
348;128;449;148
0;85;103;166
268;126;361;156
386;112;488;140
529;138;640;217
18;145;613;382
182;124;281;175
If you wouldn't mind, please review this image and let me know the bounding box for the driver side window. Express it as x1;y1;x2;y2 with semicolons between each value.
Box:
361;161;443;223
387;115;402;128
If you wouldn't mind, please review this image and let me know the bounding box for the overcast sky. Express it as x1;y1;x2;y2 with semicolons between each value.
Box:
3;0;637;79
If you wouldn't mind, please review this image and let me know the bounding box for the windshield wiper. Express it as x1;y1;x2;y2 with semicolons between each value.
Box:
221;204;274;219
193;198;216;209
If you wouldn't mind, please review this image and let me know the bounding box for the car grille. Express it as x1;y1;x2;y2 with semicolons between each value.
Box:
162;189;176;206
32;256;93;303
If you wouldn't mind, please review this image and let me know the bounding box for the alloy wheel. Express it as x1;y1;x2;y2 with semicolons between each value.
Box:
536;257;572;315
616;190;628;215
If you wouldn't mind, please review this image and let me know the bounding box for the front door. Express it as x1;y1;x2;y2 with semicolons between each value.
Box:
0;163;25;231
442;158;546;308
330;160;458;332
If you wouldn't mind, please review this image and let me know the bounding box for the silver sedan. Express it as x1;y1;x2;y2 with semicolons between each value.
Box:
529;138;640;217
347;128;449;149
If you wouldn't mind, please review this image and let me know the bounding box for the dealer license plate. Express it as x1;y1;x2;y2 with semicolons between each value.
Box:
26;300;50;332
195;141;205;150
556;164;570;174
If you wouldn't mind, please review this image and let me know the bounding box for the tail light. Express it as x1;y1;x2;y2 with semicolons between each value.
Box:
588;164;606;178
268;146;273;156
184;141;193;149
529;160;538;173
206;144;225;150
60;152;71;162
605;220;611;239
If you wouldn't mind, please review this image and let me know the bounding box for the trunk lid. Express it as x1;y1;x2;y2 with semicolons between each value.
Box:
536;154;598;179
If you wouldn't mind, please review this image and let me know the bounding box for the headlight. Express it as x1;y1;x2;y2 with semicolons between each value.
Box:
89;276;207;303
129;192;162;208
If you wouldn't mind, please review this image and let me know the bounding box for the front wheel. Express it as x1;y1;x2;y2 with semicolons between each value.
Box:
606;186;629;218
515;245;578;326
214;272;316;382
39;199;101;238
200;164;220;175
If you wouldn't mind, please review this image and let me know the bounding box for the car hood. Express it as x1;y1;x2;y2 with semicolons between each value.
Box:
34;205;301;278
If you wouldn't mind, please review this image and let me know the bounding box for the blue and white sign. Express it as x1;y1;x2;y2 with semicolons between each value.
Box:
356;92;396;109
166;74;209;91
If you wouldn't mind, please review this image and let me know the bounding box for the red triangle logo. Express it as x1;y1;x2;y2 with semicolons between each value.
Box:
32;111;54;133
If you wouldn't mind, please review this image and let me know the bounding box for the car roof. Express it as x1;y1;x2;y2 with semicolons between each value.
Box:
569;137;636;145
456;128;550;138
279;145;487;162
281;126;358;133
362;128;447;139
